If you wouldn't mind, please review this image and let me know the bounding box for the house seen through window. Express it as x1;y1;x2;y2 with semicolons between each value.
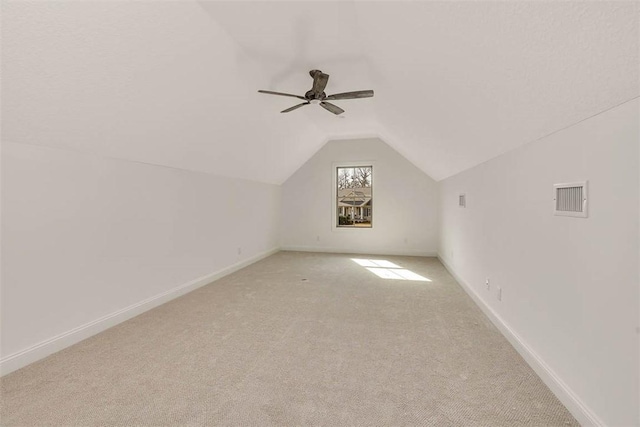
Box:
336;166;372;228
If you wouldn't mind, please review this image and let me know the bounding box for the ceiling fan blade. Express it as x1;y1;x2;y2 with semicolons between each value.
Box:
258;90;306;100
310;70;329;94
325;90;374;100
281;102;310;113
319;101;344;115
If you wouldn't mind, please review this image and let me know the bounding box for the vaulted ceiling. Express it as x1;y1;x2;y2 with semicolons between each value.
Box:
3;1;638;184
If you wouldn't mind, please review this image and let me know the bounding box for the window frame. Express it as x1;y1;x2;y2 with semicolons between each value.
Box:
332;161;375;231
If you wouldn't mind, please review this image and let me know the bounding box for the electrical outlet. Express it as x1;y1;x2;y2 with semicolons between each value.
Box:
316;235;320;241
404;237;408;244
237;247;242;255
497;286;502;301
485;278;490;290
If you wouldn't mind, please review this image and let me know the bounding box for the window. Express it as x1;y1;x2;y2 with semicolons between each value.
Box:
336;166;373;228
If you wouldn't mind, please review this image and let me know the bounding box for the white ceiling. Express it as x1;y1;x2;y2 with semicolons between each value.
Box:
3;1;638;184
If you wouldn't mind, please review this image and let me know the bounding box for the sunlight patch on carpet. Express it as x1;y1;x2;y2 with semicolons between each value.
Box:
352;259;431;282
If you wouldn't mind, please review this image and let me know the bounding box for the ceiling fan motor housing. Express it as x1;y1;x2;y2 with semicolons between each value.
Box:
305;90;326;100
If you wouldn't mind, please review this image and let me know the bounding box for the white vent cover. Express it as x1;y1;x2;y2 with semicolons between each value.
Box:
459;194;466;208
554;181;588;218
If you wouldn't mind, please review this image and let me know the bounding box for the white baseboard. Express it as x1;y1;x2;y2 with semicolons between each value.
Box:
0;247;280;377
437;254;604;427
281;245;437;257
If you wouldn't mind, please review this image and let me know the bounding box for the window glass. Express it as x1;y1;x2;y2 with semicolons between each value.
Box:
336;166;372;228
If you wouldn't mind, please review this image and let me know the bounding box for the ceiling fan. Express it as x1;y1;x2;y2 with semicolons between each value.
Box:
258;70;374;115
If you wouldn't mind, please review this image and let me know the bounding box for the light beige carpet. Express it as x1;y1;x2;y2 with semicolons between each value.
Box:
0;252;577;426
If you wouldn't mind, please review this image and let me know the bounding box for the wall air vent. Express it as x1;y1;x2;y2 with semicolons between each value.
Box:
554;182;588;218
459;194;466;208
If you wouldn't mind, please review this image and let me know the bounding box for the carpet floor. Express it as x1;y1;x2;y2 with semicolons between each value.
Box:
1;252;577;426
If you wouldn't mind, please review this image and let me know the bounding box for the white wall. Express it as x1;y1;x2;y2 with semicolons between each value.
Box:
280;137;438;256
439;99;639;427
1;142;281;373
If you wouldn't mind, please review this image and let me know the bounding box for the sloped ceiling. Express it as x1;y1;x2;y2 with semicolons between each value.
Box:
3;1;638;184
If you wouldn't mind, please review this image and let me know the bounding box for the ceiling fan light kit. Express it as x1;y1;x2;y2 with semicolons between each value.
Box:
258;69;374;115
